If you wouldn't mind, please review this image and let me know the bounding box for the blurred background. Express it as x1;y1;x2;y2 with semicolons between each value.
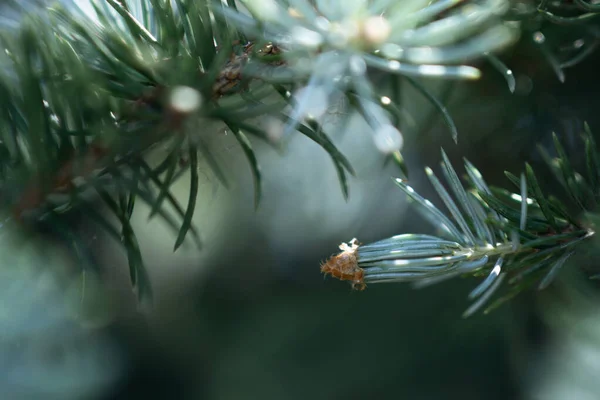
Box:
3;1;600;399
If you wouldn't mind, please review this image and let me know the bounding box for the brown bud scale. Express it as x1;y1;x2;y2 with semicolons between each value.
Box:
320;238;365;291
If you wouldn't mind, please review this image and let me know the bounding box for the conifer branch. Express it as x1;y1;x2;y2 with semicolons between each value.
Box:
0;0;352;299
508;1;600;82
0;0;526;299
3;0;600;303
322;126;600;317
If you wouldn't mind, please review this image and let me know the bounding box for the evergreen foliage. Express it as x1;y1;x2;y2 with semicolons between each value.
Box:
328;129;598;316
0;0;599;313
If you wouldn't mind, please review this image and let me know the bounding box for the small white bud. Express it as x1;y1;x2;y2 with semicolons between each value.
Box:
362;16;391;46
374;125;404;153
169;86;202;114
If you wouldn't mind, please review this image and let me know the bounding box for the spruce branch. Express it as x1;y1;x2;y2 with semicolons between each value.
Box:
322;126;600;317
537;0;600;25
5;0;600;305
220;0;520;151
507;1;600;82
0;0;353;299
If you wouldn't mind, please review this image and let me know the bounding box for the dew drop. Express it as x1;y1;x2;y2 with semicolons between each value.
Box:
418;65;446;76
381;43;403;59
388;60;401;70
373;125;404;153
533;32;545;44
294;86;330;120
349;56;367;76
169;86;202;114
265;117;285;143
